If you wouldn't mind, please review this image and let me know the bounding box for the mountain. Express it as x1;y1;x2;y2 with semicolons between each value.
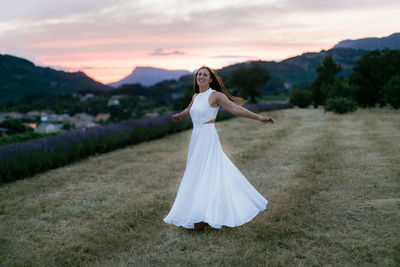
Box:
333;32;400;50
108;66;193;87
0;54;112;103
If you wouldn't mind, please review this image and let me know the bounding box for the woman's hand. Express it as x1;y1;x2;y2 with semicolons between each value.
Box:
259;115;275;123
172;113;181;122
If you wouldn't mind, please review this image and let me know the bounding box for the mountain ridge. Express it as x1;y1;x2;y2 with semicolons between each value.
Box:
333;32;400;50
0;54;112;102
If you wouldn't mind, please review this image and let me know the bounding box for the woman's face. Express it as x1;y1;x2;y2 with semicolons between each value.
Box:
197;68;212;87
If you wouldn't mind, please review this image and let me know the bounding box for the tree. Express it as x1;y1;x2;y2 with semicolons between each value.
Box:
349;49;400;107
311;55;342;107
326;77;356;99
0;119;31;135
230;62;270;103
349;50;386;107
383;74;400;109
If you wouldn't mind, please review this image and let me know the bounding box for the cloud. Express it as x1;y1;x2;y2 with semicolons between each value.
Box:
78;66;131;70
0;0;125;22
149;48;185;56
281;0;400;12
213;55;255;59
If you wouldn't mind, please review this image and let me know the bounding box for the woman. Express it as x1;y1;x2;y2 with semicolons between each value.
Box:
163;66;275;230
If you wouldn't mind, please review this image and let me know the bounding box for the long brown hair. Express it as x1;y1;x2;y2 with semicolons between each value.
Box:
193;66;245;106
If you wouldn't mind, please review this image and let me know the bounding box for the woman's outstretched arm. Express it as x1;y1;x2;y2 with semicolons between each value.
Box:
172;93;198;122
215;92;275;123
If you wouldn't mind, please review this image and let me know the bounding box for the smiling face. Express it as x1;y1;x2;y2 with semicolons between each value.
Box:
196;68;213;88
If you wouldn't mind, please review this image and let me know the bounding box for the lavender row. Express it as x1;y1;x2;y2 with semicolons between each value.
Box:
0;102;293;184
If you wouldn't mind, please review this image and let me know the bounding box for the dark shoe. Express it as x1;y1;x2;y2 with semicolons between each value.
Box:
193;221;209;230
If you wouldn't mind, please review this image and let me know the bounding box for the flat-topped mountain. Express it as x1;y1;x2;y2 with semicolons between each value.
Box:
108;66;193;87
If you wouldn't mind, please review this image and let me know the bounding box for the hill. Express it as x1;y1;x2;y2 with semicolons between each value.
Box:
0;54;112;103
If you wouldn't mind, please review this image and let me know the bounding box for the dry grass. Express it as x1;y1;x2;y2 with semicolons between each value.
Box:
0;108;399;266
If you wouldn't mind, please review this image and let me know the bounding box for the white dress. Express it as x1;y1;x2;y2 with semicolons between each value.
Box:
163;87;268;229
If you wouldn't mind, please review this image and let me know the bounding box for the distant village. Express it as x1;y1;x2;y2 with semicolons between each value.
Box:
0;93;160;134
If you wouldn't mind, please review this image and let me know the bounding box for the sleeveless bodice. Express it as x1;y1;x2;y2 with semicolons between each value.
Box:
190;88;220;125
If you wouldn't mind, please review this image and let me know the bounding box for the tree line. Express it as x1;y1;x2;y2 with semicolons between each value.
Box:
290;49;400;113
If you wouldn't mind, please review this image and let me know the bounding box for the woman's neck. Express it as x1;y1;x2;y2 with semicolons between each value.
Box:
199;85;209;92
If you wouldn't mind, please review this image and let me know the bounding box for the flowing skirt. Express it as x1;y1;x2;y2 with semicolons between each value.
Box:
163;123;268;229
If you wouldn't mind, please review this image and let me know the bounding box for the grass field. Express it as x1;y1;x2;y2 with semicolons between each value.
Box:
0;108;399;266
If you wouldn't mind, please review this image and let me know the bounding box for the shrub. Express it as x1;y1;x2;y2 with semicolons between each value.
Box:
383;74;400;109
0;119;30;135
289;89;312;108
324;97;357;114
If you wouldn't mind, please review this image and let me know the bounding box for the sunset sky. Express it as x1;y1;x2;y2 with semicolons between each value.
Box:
1;0;399;84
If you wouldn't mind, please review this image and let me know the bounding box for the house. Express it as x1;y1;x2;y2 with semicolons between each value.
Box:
74;121;99;129
144;111;159;118
107;94;130;106
47;114;62;122
73;113;94;122
24;123;37;130
40;110;54;122
111;94;128;99
7;112;24;119
94;113;111;122
59;113;71;121
35;123;63;133
40;109;53;116
26;111;40;120
107;98;120;106
81;93;94;100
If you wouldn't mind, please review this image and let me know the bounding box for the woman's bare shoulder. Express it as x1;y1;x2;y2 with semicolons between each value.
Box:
210;90;220;96
211;91;227;99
